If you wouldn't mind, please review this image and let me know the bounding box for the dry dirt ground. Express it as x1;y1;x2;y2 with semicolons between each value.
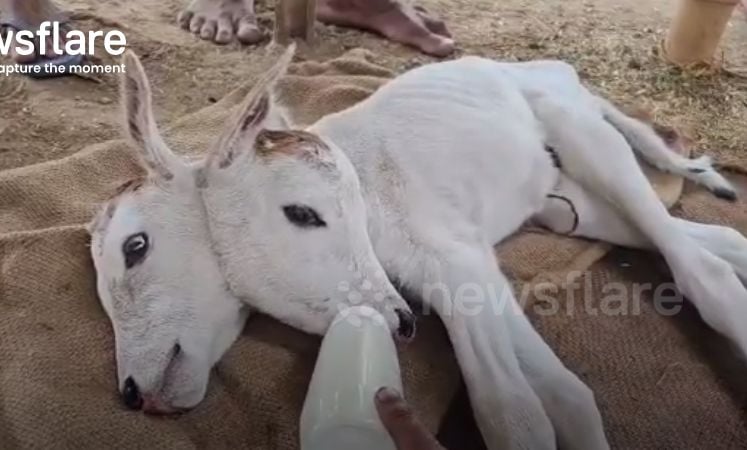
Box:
1;0;746;172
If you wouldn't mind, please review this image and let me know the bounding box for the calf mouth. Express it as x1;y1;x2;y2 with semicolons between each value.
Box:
394;308;417;342
121;342;187;415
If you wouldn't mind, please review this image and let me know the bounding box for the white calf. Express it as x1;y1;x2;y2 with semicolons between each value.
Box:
89;44;745;449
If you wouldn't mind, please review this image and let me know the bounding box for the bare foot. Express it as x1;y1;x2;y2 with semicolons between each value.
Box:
317;0;455;57
176;0;454;57
178;0;264;45
1;0;69;62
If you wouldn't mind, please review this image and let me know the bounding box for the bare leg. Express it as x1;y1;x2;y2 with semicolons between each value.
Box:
531;95;747;359
316;0;454;57
178;0;455;57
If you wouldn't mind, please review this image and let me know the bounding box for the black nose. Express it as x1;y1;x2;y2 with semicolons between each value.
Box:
122;376;143;410
395;308;417;340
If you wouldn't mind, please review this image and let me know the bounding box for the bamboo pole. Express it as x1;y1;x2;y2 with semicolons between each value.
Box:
664;0;739;66
273;0;317;46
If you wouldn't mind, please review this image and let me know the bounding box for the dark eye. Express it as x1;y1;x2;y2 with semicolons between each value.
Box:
282;205;326;228
122;232;149;269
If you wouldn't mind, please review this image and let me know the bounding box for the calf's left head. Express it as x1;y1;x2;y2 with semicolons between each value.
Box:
89;51;247;414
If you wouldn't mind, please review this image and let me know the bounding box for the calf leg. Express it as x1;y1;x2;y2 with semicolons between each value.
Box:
536;174;747;285
414;241;610;449
677;221;747;284
531;97;747;359
414;244;557;450
503;274;610;450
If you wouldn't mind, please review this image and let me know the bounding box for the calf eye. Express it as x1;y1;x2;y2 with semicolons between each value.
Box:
122;232;149;268
282;205;326;228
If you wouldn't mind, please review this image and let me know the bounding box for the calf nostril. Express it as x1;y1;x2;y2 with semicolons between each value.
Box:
122;376;143;410
394;308;417;340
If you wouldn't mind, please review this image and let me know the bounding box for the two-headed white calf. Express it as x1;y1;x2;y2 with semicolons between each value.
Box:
90;44;746;449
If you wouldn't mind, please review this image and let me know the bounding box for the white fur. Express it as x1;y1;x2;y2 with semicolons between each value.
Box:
90;46;745;448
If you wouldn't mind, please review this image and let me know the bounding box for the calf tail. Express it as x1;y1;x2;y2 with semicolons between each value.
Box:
596;96;737;201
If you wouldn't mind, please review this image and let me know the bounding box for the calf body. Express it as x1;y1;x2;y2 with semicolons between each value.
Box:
91;45;746;449
312;57;602;449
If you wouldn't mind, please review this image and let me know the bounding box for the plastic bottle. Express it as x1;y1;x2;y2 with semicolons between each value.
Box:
300;305;402;450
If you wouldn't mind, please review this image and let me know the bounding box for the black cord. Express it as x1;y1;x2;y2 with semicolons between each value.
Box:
546;194;579;234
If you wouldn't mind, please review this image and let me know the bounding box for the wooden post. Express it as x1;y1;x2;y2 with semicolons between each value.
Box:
273;0;317;46
664;0;739;66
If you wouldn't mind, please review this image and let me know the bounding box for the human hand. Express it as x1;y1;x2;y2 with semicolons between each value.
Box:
375;387;447;450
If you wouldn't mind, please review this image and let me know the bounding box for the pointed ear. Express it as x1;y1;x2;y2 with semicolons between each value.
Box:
120;51;181;180
208;43;296;169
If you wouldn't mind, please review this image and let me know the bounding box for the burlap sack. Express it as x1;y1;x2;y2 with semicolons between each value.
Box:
0;48;736;449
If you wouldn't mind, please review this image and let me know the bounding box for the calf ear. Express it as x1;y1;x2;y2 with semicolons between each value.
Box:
208;44;296;169
120;51;182;180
